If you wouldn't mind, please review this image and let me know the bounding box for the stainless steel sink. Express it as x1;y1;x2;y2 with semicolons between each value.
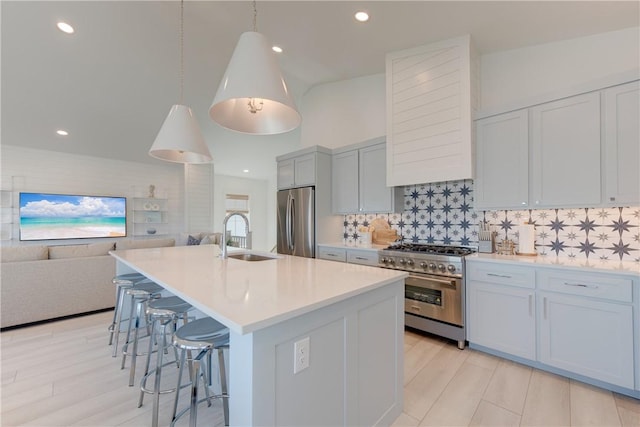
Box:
228;253;277;262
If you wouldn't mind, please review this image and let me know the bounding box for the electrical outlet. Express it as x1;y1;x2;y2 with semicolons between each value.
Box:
293;337;310;374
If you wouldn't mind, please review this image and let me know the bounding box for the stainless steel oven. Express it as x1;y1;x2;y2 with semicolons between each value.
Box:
379;243;474;350
404;273;462;327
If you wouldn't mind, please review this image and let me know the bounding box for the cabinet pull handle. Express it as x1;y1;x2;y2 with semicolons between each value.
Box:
563;282;597;289
528;295;533;317
543;297;548;320
410;305;421;312
355;257;368;260
487;273;512;279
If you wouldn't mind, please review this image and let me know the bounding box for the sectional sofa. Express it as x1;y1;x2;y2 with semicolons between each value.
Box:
0;238;176;329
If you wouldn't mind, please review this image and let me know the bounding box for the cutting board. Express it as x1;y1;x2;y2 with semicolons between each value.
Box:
369;218;399;245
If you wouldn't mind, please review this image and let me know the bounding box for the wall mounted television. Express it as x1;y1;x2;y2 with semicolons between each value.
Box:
19;192;126;241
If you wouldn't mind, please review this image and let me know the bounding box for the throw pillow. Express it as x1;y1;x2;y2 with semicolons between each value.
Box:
199;234;214;245
187;235;202;246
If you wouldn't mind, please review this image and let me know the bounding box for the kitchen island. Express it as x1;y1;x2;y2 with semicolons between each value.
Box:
110;244;407;426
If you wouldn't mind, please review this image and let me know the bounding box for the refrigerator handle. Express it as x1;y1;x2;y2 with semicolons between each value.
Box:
286;193;292;252
284;193;293;252
289;196;296;251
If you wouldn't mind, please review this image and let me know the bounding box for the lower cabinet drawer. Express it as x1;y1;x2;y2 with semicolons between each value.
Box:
466;261;535;289
318;247;346;262
346;249;379;266
537;270;632;303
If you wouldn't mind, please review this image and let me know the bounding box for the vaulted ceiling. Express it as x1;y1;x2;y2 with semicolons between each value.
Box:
2;1;638;179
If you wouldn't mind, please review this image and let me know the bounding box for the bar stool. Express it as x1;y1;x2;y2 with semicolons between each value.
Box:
121;280;164;386
138;296;193;427
109;273;147;356
170;317;230;427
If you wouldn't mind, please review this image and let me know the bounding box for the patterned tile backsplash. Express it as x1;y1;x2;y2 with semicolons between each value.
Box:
342;179;640;262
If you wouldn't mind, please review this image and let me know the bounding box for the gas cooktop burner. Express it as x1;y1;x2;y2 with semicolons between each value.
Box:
383;243;475;257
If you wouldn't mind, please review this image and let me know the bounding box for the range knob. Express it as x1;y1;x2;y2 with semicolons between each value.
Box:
380;257;388;264
419;261;428;269
399;258;407;265
438;264;446;272
447;264;456;273
388;258;396;265
428;263;436;270
406;259;415;267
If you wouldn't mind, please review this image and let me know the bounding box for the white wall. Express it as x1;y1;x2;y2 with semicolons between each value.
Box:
300;73;386;149
299;27;639;150
213;174;271;251
1;145;184;246
480;27;640;111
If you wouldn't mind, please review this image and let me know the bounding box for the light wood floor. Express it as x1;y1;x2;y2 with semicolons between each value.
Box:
1;312;639;427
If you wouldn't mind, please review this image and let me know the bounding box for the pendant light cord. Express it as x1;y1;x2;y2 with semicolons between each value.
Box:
180;0;184;105
252;0;258;32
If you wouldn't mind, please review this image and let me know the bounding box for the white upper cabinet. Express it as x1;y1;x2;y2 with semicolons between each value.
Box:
475;110;529;209
277;153;316;190
332;141;403;214
531;92;601;207
603;81;640;206
386;35;478;186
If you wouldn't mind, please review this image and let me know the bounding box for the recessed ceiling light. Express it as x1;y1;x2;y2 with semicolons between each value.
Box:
272;46;283;53
56;22;74;34
354;11;369;22
243;169;250;173
56;130;69;136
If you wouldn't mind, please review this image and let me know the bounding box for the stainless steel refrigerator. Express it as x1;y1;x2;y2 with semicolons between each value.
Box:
277;187;315;258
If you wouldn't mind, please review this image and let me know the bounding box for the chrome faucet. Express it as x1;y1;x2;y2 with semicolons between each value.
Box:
221;212;250;258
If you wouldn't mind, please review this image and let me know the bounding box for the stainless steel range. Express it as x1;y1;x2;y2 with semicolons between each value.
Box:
378;243;475;350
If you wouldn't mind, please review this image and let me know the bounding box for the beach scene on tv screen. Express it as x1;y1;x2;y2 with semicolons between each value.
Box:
19;193;126;240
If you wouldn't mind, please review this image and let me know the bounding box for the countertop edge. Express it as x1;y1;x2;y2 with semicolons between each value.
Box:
318;242;387;252
467;253;640;277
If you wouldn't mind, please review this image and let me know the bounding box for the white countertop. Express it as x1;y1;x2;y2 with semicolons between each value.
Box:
110;245;407;335
468;253;640;277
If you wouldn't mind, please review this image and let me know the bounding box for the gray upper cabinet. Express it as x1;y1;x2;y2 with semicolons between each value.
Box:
332;141;403;214
332;150;359;213
531;92;601;208
277;152;316;190
360;144;401;212
475;81;639;210
603;81;639;206
475;110;529;210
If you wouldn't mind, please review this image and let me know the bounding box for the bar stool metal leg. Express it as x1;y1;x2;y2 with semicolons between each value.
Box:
217;347;229;425
128;296;145;386
189;350;207;427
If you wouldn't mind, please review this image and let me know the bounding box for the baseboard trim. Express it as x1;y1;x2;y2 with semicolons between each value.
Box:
0;307;114;332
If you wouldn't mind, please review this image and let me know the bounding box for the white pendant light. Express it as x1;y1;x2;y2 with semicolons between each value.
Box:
149;0;212;164
209;2;301;135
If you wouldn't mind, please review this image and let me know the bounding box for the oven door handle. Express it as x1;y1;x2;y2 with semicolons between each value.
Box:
406;275;457;290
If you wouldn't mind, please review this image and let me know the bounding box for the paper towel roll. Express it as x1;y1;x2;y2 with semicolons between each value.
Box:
518;224;536;254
